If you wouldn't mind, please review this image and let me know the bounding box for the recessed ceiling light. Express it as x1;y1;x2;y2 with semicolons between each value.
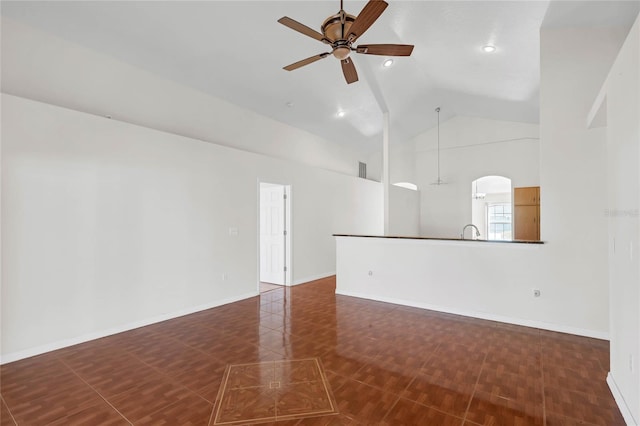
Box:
382;59;394;67
336;110;345;118
482;45;496;53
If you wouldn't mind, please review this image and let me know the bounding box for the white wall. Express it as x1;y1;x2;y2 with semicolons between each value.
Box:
412;116;539;238
0;94;383;362
364;140;416;185
388;185;420;237
390;142;417;186
336;236;605;338
539;21;634;377
599;15;640;425
0;17;365;178
364;150;382;183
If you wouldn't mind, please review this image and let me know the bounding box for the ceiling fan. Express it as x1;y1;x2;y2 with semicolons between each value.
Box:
278;0;414;84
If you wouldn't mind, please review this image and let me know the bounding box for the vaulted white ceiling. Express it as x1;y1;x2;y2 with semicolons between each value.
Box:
2;1;638;154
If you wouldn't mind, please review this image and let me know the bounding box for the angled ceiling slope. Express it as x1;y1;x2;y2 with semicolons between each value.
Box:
1;1;638;155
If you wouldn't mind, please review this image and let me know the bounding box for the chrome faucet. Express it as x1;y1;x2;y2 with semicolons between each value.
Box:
461;224;481;240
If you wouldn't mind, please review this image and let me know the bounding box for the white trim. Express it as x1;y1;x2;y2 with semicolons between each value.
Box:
335;289;609;340
0;291;258;365
292;272;336;286
284;185;292;286
607;373;639;426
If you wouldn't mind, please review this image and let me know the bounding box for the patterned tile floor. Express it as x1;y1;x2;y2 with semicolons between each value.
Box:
0;276;624;425
213;359;337;424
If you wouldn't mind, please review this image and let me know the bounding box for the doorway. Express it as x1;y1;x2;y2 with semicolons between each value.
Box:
259;182;291;290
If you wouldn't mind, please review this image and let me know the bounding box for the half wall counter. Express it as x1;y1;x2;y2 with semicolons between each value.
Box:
332;234;604;338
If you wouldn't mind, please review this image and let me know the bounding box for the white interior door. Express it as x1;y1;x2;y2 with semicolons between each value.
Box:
260;184;286;284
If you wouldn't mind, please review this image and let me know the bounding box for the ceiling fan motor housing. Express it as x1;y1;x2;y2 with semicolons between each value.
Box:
321;13;356;42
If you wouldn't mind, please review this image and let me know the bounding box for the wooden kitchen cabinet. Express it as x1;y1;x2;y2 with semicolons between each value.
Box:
514;186;540;240
514;186;540;206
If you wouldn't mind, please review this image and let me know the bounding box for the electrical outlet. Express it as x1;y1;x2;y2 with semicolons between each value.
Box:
533;289;541;297
368;270;373;276
222;273;228;281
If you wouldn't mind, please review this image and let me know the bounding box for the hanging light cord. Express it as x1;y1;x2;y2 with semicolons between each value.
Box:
436;107;441;184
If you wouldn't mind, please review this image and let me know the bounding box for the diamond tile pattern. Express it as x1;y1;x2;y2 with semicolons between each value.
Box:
213;359;337;424
0;276;625;425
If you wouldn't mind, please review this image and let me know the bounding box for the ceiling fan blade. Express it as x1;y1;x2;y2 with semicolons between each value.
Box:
341;58;359;84
283;53;330;71
356;44;414;56
347;0;388;42
278;17;327;43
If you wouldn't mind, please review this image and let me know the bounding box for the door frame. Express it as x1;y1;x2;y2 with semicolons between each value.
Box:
257;180;292;288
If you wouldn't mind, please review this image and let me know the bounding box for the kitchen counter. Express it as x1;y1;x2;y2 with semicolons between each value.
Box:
333;234;558;335
333;234;544;244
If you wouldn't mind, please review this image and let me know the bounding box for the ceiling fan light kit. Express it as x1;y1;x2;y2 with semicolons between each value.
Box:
278;0;414;84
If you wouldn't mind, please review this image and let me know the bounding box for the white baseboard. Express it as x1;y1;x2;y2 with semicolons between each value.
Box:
607;373;639;426
0;291;258;365
335;290;609;340
292;272;335;286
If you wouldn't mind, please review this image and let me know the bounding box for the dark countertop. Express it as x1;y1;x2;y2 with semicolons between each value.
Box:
333;234;544;244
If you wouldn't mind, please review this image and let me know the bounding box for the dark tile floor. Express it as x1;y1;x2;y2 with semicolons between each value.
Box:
213;358;338;424
0;276;624;425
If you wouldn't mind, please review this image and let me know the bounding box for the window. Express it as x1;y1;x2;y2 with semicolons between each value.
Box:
393;182;418;191
471;175;512;240
487;203;512;241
